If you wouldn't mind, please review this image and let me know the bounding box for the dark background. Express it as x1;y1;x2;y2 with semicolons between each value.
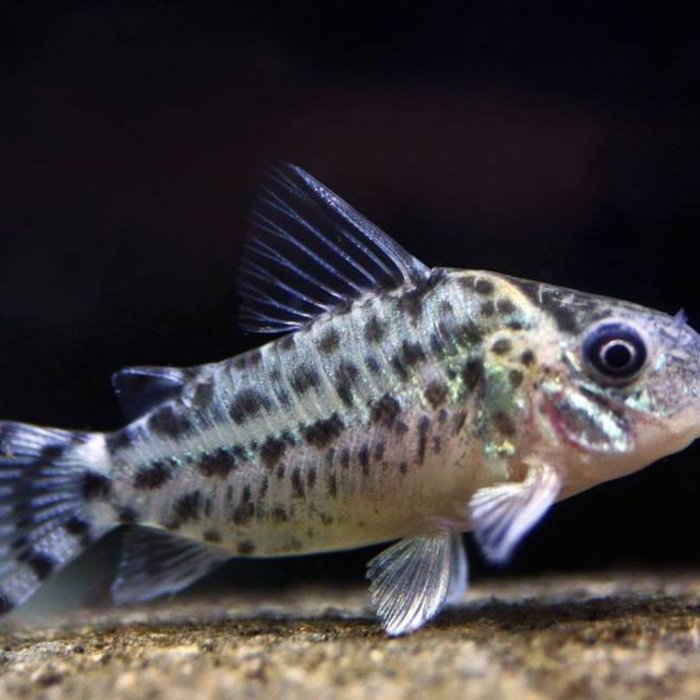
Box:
1;1;700;605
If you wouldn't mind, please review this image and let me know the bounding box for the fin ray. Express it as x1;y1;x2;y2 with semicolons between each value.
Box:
0;422;113;615
469;462;560;564
238;163;430;334
446;533;468;605
366;531;467;636
111;526;228;605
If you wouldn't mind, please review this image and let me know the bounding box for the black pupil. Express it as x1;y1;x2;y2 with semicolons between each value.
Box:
601;341;634;370
583;323;646;382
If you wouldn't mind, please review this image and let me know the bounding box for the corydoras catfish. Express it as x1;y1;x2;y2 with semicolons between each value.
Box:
2;164;700;635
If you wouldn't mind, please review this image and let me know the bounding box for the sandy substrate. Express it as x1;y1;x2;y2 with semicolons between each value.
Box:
2;573;700;699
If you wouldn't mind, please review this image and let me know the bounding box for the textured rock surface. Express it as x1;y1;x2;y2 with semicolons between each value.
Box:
3;573;700;699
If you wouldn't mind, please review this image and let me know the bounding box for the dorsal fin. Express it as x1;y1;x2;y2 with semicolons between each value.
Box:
112;366;187;421
237;163;430;334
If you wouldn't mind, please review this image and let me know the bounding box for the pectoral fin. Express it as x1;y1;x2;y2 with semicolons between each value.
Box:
366;531;468;636
469;461;560;564
446;533;468;605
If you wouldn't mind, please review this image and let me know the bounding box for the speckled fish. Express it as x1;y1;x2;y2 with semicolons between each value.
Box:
2;164;700;635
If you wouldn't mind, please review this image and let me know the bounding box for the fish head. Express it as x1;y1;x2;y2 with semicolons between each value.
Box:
499;277;700;496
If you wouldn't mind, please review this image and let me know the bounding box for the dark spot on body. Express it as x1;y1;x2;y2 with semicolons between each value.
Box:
491;338;512;355
458;274;475;289
272;505;289;523
20;550;55;581
249;350;263;367
475;278;495;296
395;420;409;436
291;467;305;498
231;501;254;525
319;328;341;354
81;471;111;500
439;299;454;316
508;279;579;333
481;301;495;317
424;380;448;408
230;355;246;372
433;435;442;453
509;369;524;388
199;448;237;478
276;387;292;408
398;287;424;322
507;320;524;330
259;437;287;469
371;394;401;428
438;408;449;424
520;349;535;366
259;475;269;498
232;444;248;461
334;360;359;407
462;358;484;391
497;298;517;315
492;411;517;437
237;541;256;555
402;340;426;366
134;461;172;490
281;430;297;446
399;461;408;475
279;335;296;352
204;529;222;543
241;485;252;503
276;463;286;480
452;410;468;435
374;440;386;461
229;389;270;424
0;594;15;614
391;355;408;381
327;472;338;498
64;516;90;536
364;315;385;343
365;355;380;374
302;413;344;448
319;513;333;526
307;466;317;489
290;366;321;394
11;535;27;551
193;381;215;407
106;429;133;452
173;491;201;525
340;447;351;469
40;443;67;459
358;444;370;476
118;507;138;524
148;405;191;438
458;324;483;347
417;416;430;464
429;333;444;356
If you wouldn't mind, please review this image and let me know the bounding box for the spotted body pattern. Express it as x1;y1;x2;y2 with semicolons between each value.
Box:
2;164;700;634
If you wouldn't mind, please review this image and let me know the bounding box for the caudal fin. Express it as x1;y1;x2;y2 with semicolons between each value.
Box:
0;422;115;615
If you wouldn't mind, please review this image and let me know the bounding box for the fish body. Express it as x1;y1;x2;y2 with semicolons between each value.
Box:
2;164;700;635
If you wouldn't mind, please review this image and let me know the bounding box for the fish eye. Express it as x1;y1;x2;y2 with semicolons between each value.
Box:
582;322;647;384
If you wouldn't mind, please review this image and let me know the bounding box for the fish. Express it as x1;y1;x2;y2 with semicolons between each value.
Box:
2;163;700;636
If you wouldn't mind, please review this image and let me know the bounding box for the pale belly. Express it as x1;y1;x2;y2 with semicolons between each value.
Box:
165;435;508;557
